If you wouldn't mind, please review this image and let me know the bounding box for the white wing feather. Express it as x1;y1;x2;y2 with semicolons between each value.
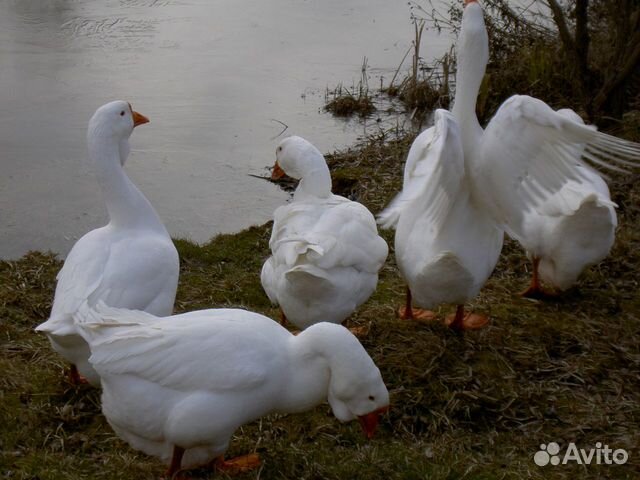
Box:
378;109;465;230
474;95;640;243
37;230;178;335
269;197;387;275
75;303;278;392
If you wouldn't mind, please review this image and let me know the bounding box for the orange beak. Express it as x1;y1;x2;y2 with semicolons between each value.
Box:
131;110;150;128
357;405;389;439
271;161;286;180
464;0;478;5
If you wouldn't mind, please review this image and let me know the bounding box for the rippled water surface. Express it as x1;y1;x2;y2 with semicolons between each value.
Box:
0;0;451;259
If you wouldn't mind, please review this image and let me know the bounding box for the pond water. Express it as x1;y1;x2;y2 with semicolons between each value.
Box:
0;0;452;259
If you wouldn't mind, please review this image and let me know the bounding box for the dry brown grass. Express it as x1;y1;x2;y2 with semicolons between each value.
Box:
2;127;639;478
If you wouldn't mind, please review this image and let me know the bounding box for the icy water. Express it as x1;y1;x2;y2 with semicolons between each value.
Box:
0;0;451;259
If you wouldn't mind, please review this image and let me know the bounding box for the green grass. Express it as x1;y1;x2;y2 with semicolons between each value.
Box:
1;133;639;479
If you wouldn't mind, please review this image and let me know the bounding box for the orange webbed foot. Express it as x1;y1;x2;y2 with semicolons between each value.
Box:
214;453;261;475
444;308;489;331
347;325;369;337
520;257;560;300
397;306;438;323
520;284;560;300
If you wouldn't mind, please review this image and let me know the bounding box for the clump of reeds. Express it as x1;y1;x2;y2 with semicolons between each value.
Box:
403;0;640;126
324;57;376;118
384;16;453;118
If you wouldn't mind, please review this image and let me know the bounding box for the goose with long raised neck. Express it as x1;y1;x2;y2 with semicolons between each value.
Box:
378;0;640;328
261;136;388;331
74;302;390;478
35;101;179;385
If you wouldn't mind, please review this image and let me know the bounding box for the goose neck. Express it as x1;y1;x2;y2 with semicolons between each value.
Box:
88;135;165;232
295;164;332;200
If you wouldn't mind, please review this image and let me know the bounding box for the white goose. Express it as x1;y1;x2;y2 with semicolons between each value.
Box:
519;109;618;297
75;302;390;478
380;0;639;326
261;136;388;330
378;109;503;330
35;101;179;385
378;1;504;330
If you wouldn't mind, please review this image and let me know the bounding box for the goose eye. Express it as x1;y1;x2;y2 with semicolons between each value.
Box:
120;111;126;116
368;395;375;401
277;146;282;152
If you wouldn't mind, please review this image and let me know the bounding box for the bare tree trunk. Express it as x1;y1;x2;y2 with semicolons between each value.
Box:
546;0;592;110
592;29;640;115
591;0;640;117
574;0;590;80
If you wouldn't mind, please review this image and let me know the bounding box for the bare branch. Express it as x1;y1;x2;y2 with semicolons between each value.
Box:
592;30;640;113
545;0;576;53
269;119;289;140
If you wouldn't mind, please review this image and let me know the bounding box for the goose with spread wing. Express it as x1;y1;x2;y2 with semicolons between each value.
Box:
35;101;179;385
516;109;618;298
379;0;639;327
378;0;504;330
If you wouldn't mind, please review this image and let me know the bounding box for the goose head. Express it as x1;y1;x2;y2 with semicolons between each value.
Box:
451;0;488;121
457;0;488;79
271;136;332;198
327;364;390;439
87;100;149;166
303;323;389;438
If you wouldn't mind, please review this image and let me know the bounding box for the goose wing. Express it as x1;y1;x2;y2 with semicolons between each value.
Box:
377;109;465;230
75;303;279;392
474;95;639;243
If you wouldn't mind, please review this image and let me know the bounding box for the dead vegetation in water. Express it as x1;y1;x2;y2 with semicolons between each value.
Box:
324;88;376;118
324;57;376;118
384;17;453;115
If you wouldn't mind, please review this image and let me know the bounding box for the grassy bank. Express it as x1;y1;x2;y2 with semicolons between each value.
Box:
1;130;639;479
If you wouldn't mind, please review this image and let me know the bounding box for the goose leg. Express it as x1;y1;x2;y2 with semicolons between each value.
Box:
165;445;185;479
279;308;303;335
279;307;287;326
397;287;437;322
444;305;489;331
68;365;89;385
520;257;558;299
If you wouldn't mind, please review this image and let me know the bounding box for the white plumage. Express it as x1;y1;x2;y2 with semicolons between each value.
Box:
261;136;388;329
379;1;639;319
35;101;179;385
379;110;503;312
378;1;504;328
74;302;389;474
515;109;617;291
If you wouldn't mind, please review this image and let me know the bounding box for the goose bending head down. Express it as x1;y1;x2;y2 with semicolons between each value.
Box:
262;136;388;331
34;101;180;385
74;303;390;478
